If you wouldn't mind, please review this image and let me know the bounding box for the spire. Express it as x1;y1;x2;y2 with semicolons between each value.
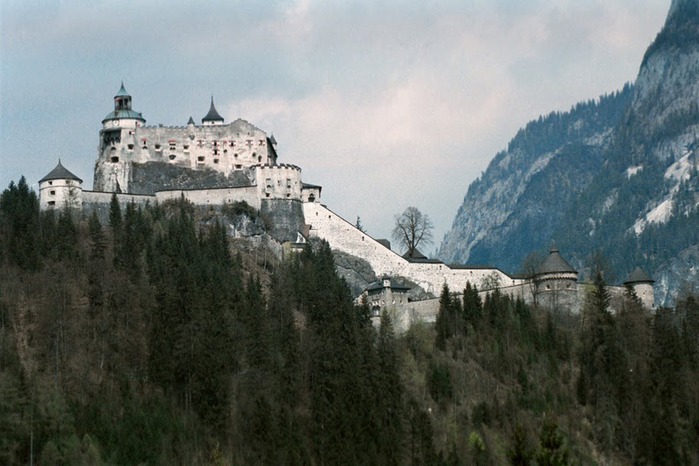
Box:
187;116;195;125
202;96;224;124
115;81;129;97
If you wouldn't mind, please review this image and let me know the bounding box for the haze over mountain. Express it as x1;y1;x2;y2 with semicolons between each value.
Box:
438;0;699;305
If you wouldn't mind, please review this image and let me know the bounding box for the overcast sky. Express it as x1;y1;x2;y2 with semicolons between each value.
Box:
0;0;669;252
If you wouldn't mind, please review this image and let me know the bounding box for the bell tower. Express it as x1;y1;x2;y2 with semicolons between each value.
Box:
94;83;146;192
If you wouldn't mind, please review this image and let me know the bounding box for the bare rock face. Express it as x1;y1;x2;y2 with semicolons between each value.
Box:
129;162;254;195
439;2;699;306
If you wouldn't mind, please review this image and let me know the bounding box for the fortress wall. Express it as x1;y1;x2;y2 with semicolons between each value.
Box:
304;201;410;274
155;186;260;209
303;202;524;296
81;190;155;224
83;190;154;207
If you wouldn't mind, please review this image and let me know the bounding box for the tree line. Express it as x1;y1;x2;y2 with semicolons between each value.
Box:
0;177;697;464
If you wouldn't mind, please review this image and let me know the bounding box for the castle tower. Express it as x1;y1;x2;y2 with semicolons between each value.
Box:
202;97;224;126
102;82;146;130
94;83;146;192
39;161;83;210
624;267;655;309
534;245;578;311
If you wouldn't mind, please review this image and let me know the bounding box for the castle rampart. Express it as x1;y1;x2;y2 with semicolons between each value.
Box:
303;202;524;296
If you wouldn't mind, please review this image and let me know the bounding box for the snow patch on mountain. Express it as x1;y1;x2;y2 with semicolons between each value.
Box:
626;165;643;178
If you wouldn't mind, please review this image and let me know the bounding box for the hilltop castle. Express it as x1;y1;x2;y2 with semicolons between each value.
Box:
39;84;654;331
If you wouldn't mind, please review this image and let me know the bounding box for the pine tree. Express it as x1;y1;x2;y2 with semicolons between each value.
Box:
0;177;41;270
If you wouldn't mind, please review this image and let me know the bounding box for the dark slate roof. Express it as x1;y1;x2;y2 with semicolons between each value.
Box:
39;161;83;183
269;134;277;145
102;109;146;123
402;248;443;264
202;97;224;122
365;276;412;293
536;246;577;275
187;116;195;125
301;182;322;190
376;239;391;250
624;267;654;284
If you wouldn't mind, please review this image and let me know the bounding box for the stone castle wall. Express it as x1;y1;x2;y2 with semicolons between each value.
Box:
303;202;523;296
96;118;275;193
156;186;261;209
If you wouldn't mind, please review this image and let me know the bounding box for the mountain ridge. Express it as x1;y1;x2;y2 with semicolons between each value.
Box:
438;0;699;305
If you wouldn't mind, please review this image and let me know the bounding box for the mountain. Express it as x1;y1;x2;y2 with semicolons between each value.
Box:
438;0;699;305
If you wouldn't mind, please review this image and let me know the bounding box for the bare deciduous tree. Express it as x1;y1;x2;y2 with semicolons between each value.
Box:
392;207;433;257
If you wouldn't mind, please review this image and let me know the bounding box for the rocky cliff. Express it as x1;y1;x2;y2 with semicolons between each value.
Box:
438;0;699;305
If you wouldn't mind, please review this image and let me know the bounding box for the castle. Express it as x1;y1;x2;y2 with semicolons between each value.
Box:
38;84;654;331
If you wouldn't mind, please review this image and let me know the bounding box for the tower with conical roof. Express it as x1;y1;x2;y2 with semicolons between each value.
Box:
39;160;83;209
533;245;579;310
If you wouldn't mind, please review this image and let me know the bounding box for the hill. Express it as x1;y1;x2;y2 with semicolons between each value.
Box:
1;178;698;464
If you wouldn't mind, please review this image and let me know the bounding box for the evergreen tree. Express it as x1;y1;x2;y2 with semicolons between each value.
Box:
0;177;41;270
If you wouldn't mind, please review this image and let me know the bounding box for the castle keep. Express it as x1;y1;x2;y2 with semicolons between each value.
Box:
39;84;654;331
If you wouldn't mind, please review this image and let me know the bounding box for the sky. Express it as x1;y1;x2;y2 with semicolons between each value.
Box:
0;0;669;253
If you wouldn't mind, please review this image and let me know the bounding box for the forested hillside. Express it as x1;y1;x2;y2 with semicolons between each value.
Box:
1;178;698;465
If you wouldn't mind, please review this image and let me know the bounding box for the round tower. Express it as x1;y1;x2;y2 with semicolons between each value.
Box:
624;267;655;309
534;245;578;311
39;161;83;210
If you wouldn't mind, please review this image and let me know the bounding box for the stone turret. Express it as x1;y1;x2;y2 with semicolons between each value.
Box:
39;161;83;209
534;245;578;310
624;267;655;309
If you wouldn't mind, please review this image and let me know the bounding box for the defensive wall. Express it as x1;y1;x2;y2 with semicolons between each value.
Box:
155;186;261;209
303;202;525;296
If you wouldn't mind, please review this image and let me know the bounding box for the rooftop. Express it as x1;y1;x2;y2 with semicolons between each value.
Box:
536;246;577;275
40;160;83;183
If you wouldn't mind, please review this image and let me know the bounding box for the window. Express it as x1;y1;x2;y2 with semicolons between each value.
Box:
169;154;176;160
213;158;219;164
48;201;56;206
111;156;119;163
183;144;189;150
50;190;56;195
197;156;205;162
155;144;161;150
308;194;315;202
127;144;134;150
235;164;242;169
